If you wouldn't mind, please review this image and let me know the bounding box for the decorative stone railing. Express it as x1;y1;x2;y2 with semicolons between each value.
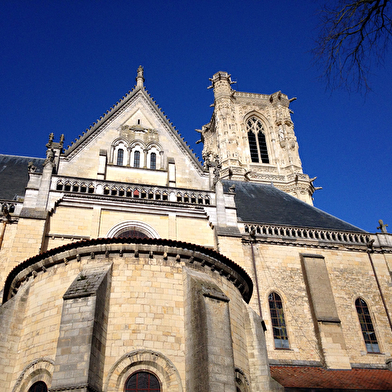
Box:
53;177;213;205
243;223;370;246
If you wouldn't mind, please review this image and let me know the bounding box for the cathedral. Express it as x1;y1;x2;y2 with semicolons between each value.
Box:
0;67;391;392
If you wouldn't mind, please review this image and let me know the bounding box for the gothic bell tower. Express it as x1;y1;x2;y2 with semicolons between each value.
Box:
200;71;317;205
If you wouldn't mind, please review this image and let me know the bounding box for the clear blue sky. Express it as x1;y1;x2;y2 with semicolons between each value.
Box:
1;1;391;233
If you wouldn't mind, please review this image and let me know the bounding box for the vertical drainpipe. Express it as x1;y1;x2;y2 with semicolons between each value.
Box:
250;230;266;331
367;244;392;332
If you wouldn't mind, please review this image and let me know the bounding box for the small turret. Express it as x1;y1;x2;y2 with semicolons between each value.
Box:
208;71;235;100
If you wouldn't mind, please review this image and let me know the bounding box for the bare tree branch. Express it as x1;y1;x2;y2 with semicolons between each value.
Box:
314;0;392;92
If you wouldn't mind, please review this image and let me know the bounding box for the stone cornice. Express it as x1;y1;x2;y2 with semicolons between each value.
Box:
3;237;253;304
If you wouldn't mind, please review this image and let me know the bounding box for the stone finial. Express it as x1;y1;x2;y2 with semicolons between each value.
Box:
377;219;389;233
46;132;54;149
136;65;144;88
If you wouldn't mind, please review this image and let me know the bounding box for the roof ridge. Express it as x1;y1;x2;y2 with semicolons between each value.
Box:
0;154;45;160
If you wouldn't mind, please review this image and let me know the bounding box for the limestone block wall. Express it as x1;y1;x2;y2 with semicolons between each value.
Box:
231;242;392;368
45;205;216;251
0;238;277;392
0;218;47;290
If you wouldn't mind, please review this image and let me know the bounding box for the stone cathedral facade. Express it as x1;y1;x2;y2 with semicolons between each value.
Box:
0;67;392;392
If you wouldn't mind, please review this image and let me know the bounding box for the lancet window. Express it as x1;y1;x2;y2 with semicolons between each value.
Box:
246;116;269;163
117;148;124;166
268;292;289;349
150;152;157;169
134;151;141;168
355;298;380;353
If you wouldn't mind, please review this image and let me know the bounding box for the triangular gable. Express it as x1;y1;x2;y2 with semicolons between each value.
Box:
62;75;204;174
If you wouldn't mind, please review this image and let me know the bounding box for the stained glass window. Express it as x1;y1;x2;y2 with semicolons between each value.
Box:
125;372;160;392
269;292;289;349
355;298;380;353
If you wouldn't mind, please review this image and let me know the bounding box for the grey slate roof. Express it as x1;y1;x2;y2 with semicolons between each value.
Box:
222;180;365;233
0;155;44;200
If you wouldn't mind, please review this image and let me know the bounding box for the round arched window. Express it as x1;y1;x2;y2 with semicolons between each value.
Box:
116;230;149;239
28;382;48;392
125;371;160;392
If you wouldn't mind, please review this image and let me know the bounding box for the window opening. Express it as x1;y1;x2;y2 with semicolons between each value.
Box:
119;188;125;197
355;298;380;353
56;182;63;191
141;190;147;199
28;382;48;392
111;188;118;196
104;186;110;195
246;117;269;163
155;192;161;200
117;148;124;166
162;192;168;201
184;194;189;203
88;185;94;194
148;191;154;199
116;230;149;239
64;183;71;192
269;292;289;349
125;371;160;392
150;152;156;170
72;184;79;192
134;151;140;168
80;184;87;193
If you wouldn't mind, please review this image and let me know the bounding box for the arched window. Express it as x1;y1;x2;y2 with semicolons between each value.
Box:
117;148;124;166
116;230;149;239
355;298;380;353
150;152;156;169
28;382;48;392
134;151;141;168
125;371;160;392
269;292;289;349
246;116;269;163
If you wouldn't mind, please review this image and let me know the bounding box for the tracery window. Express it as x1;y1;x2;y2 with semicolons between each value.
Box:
28;382;48;392
355;298;380;353
269;292;289;349
246;116;269;163
150;152;157;169
124;371;160;392
134;151;141;168
117;148;124;166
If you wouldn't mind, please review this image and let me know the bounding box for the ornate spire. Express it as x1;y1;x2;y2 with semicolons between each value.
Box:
136;65;144;88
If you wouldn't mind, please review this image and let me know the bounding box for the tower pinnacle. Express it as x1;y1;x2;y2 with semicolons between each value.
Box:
136;65;144;88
